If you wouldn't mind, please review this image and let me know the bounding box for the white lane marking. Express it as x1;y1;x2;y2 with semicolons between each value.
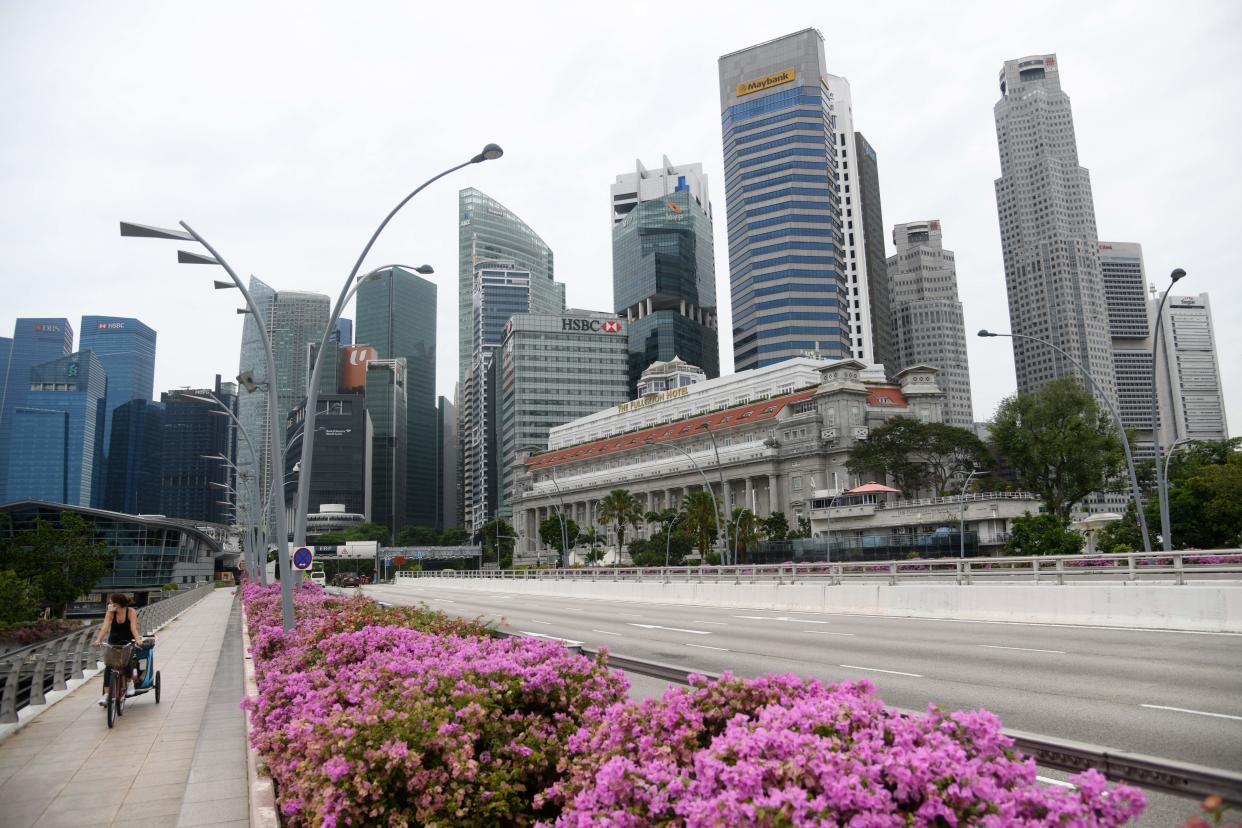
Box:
590;629;622;637
804;630;856;637
832;612;1242;637
840;664;923;678
519;631;583;646
527;619;553;625
567;608;588;612
1140;704;1242;722
979;644;1066;654
618;613;645;618
685;643;730;651
692;620;729;626
732;615;828;624
629;623;712;635
1036;775;1076;789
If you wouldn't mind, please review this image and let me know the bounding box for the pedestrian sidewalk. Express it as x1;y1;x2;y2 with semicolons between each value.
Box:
0;589;249;828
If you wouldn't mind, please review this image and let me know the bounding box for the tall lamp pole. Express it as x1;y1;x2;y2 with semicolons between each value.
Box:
959;468;983;559
1149;268;1188;551
547;470;571;568
292;144;504;551
978;329;1151;554
696;423;730;564
665;512;683;568
646;437;723;564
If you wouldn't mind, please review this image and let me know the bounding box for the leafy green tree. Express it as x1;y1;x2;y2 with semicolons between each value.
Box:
0;569;40;626
0;512;111;617
597;489;643;557
476;518;516;569
1165;450;1242;549
580;527;604;565
1005;513;1084;556
438;527;469;546
316;522;392;545
396;525;440;546
681;490;719;557
627;533;693;567
790;516;813;539
539;515;580;560
730;508;759;562
1096;501;1146;553
759;511;789;542
989;377;1124;520
847;417;990;497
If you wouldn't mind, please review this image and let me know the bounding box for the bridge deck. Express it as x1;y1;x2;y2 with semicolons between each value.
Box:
0;590;248;828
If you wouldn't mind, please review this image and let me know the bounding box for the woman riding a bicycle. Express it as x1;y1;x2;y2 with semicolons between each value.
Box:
92;593;141;706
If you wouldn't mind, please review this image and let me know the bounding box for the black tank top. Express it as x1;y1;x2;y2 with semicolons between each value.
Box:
107;607;136;645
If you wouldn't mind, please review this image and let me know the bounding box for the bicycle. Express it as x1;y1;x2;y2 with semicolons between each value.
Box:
100;638;160;728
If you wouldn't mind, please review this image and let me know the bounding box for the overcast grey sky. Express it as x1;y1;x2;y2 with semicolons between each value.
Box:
2;0;1238;434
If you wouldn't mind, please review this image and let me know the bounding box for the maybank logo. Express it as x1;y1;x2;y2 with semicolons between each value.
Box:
735;68;796;97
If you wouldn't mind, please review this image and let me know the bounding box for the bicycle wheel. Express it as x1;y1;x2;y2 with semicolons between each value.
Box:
154;671;161;704
106;683;115;728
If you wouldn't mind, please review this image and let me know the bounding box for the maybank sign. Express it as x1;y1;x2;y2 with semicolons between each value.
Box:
735;68;796;97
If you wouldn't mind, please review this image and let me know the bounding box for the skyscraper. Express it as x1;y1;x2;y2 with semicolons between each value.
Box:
462;262;531;532
437;396;458;533
1099;242;1155;456
159;378;237;524
0;318;73;500
365;358;407;541
7;351;106;506
719;30;848;372
611;157;718;392
458;188;564;391
284;393;370;521
235;278;329;529
888;220;974;428
80;316;157;506
1155;293;1229;444
356;266;438;530
104;398;164;515
993;54;1116;405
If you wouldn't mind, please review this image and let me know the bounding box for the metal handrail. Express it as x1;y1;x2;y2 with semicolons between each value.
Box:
486;627;1242;806
398;549;1242;585
0;582;216;723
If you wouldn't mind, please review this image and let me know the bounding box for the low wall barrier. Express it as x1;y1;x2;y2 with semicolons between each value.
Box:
0;582;215;723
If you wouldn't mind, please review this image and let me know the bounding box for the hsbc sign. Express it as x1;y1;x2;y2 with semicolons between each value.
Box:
561;318;623;334
96;321;126;330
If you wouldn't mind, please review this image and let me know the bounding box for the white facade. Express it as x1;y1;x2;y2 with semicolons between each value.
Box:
993;54;1117;408
1155;293;1229;444
610;156;711;224
636;357;706;397
825;74;881;367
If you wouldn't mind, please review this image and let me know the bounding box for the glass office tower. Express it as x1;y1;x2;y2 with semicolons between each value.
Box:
7;350;106;506
0;318;74;500
104;398;164;515
365;359;407;542
611;158;718;393
356;266;438;530
718;30;847;371
159;379;238;525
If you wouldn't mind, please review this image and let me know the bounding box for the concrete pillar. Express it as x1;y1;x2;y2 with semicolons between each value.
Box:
745;478;755;514
767;474;780;516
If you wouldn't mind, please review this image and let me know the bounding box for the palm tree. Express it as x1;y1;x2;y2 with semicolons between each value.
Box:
682;490;719;558
580;527;603;565
598;489;643;559
731;507;758;562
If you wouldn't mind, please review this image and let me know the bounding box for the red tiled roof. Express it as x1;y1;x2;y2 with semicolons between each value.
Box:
526;389;818;471
866;386;907;407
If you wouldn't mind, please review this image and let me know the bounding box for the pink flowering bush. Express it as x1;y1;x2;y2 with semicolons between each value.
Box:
242;582;629;826
543;673;1146;827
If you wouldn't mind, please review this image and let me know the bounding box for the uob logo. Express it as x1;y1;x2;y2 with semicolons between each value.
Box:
348;346;376;365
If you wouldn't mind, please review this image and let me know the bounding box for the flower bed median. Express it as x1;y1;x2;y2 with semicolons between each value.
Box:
241;582;1147;826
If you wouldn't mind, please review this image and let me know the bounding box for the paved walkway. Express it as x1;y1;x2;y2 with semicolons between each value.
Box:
0;590;249;828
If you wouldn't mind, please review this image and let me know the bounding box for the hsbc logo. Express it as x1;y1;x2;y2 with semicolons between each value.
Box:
96;322;126;330
561;318;623;334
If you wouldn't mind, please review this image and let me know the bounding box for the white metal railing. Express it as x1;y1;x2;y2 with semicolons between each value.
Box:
397;549;1242;587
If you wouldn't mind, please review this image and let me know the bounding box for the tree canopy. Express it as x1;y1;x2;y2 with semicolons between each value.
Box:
681;490;719;556
846;417;990;498
539;515;580;559
598;489;643;554
1005;513;1084;557
0;512;111;617
989;377;1123;520
476;517;516;569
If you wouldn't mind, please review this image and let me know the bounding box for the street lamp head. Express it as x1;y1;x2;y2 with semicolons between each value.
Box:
415;264;434;275
213;280;236;290
977;329;997;338
179;250;220;266
471;143;504;163
237;371;260;393
119;221;194;241
236;308;251;315
1170;268;1187;282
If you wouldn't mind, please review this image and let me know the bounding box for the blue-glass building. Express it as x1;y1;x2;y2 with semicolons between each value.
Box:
334;317;353;346
159;378;238;525
0;501;220;613
103;398;165;515
718;29;847;371
0;318;74;501
356;267;438;530
6;350;107;506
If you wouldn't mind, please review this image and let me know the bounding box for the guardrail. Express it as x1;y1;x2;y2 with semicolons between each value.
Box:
0;582;216;724
485;627;1242;806
399;549;1242;586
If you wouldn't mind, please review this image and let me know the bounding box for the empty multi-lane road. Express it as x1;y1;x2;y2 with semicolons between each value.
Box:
364;580;1242;773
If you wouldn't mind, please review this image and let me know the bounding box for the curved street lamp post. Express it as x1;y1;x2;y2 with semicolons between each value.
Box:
978;329;1151;554
1148;268;1188;551
959;468;984;559
646;438;723;565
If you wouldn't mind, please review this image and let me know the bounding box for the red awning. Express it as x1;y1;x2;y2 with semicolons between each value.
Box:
846;481;901;494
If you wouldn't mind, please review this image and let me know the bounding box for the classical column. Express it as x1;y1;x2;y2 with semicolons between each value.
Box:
767;474;780;516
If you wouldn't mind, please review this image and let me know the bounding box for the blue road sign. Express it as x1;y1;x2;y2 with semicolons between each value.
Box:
293;546;314;570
